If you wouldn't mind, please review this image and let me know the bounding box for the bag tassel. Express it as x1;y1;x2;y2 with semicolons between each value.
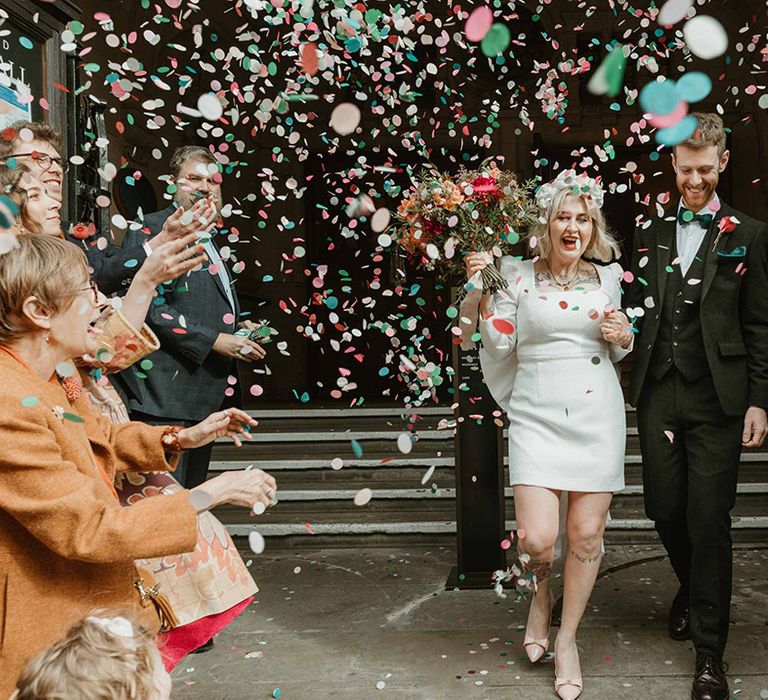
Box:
134;567;180;630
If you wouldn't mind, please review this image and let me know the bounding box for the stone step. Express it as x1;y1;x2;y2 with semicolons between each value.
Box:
209;404;767;547
231;483;768;501
215;493;768;526
210;452;768;478
224;516;768;539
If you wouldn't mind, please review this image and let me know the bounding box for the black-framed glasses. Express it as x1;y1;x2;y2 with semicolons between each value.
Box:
8;151;69;174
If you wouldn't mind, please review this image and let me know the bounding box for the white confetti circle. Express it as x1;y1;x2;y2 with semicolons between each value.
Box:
683;16;728;60
197;92;224;121
248;530;265;554
397;432;413;454
354;488;373;506
371;207;391;233
657;0;693;26
330;102;361;135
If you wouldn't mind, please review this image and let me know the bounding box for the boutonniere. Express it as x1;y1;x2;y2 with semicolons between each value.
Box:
69;222;96;241
711;215;740;252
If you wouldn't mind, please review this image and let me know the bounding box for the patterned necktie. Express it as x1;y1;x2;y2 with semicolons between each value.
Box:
678;208;714;227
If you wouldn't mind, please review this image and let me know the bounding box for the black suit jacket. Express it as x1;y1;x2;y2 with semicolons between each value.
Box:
63;224;148;295
113;205;241;422
624;200;768;416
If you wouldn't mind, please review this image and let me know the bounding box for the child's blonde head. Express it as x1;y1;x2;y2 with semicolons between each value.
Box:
13;611;170;700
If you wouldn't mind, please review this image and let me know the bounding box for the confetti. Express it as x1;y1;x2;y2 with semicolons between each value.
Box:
465;6;493;43
354;488;373;506
683;16;728;60
248;531;265;554
330;103;361;136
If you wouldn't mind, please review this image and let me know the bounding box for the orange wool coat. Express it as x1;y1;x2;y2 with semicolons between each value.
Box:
0;350;198;696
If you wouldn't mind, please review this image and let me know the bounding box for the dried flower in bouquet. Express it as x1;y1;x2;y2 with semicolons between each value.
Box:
391;160;538;294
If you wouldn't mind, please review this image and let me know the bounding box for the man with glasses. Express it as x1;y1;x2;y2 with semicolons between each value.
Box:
0;121;179;294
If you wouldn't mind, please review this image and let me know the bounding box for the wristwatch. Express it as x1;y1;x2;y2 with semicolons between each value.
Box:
161;425;185;453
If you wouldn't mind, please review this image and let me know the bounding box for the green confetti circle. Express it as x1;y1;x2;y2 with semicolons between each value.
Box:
481;23;511;57
21;396;39;408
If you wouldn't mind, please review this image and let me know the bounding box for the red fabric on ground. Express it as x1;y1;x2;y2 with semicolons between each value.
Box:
158;596;254;670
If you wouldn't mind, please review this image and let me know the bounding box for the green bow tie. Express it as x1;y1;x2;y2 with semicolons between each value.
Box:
678;208;714;227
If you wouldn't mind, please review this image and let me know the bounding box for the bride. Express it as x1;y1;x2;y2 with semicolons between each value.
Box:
463;170;633;699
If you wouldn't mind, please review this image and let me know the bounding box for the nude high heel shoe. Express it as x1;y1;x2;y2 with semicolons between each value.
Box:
523;589;554;663
554;641;583;700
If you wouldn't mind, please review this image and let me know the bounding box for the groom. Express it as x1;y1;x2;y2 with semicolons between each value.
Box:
624;113;768;700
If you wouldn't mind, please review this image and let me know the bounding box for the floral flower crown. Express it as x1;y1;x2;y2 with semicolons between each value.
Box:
535;169;605;212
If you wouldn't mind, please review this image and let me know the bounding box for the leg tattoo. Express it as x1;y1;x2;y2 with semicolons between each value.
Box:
568;547;602;564
524;558;553;582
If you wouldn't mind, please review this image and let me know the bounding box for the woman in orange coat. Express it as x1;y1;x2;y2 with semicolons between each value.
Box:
0;233;277;695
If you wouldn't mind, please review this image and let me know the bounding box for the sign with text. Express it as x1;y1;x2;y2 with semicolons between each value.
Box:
0;20;44;128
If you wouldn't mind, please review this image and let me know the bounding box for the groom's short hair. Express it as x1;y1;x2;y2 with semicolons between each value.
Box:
677;113;726;158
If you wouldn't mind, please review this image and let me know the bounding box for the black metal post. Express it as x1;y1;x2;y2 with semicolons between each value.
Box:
445;339;506;589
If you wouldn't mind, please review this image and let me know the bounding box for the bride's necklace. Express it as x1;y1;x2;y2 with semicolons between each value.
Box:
545;259;581;290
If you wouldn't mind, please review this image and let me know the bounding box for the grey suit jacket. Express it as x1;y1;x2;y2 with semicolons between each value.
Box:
114;205;242;421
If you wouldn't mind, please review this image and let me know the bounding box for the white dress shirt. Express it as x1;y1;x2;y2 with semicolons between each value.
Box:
676;195;718;277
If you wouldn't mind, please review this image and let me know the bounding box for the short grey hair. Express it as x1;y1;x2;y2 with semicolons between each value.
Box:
528;188;620;263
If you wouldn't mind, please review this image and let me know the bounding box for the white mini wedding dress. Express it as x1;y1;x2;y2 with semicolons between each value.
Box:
477;257;629;493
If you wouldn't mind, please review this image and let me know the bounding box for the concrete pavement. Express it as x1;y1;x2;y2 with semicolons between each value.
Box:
171;544;768;699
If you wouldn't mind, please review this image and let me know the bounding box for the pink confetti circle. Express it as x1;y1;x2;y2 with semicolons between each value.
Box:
500;538;512;550
223;313;236;324
622;270;635;283
648;100;688;129
249;384;264;397
465;6;493;42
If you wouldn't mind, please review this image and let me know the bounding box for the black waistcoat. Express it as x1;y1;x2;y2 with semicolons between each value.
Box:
648;232;710;381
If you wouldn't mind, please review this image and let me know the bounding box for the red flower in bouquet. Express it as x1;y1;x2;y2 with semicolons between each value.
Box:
470;176;498;197
70;222;96;240
421;218;446;237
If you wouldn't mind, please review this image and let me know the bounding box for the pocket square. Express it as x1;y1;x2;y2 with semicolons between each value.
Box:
717;245;747;258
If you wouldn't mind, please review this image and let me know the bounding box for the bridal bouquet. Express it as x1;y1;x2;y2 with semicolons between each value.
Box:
392;161;538;294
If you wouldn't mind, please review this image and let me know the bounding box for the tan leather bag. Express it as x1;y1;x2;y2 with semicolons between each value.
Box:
134;565;180;630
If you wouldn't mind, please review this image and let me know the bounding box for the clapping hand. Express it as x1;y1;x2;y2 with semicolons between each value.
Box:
178;408;258;450
149;199;218;248
600;306;633;348
135;232;207;287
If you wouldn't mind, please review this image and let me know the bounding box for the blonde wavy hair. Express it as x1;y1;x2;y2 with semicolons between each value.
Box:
12;611;167;700
528;187;620;263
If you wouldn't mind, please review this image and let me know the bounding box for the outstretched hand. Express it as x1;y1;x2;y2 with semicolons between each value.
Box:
178;408;258;450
